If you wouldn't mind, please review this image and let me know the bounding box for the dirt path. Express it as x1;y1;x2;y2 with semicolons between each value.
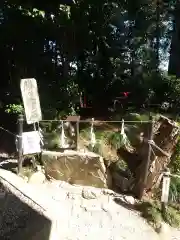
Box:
0;169;158;240
0;169;179;240
171;228;180;240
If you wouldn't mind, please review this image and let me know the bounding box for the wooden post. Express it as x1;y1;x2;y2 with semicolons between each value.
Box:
139;115;154;199
18;114;23;174
161;202;166;219
76;120;79;151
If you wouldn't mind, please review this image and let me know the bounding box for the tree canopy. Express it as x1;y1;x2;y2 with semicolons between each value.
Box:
0;0;179;119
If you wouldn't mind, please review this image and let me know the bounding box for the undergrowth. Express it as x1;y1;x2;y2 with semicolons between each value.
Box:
169;138;180;174
136;200;180;229
136;200;162;228
168;138;180;203
80;127;125;154
169;177;180;203
137;138;180;228
164;205;180;228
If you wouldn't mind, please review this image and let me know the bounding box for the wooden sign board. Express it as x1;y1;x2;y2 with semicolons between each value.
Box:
66;115;80;122
20;78;42;124
22;131;41;155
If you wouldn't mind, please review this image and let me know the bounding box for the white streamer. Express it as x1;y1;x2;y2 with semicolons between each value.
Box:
60;120;68;148
120;119;127;145
35;122;44;147
90;118;96;147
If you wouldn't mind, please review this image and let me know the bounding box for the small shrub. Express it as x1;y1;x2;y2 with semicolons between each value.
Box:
5;103;24;114
169;177;180;203
136;200;180;228
163;206;180;228
80;127;125;152
106;131;125;149
168;139;180;203
170;139;180;174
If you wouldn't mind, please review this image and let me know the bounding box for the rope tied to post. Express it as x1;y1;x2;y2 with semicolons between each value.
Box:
147;139;170;157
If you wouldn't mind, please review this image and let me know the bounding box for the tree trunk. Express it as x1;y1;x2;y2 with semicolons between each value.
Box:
168;2;180;77
118;116;179;198
144;116;179;188
155;0;160;72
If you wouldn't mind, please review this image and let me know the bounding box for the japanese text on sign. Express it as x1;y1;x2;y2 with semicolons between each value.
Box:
20;78;42;124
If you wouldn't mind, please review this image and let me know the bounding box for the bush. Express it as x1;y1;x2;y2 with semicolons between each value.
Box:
105;131;125;149
169;177;180;203
163;206;180;228
136;199;180;228
170;139;180;174
168;139;180;203
80;127;125;151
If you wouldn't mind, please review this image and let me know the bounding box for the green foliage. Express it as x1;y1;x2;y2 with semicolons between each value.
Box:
80;127;126;152
136;200;180;228
18;6;45;18
163;206;180;228
0;0;178;119
168;138;180;203
106;131;125;149
5;104;24;114
170;139;180;174
169;177;180;203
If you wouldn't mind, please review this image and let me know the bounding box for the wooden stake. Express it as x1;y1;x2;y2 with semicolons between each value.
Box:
76;120;79;151
139;115;154;199
18;114;23;174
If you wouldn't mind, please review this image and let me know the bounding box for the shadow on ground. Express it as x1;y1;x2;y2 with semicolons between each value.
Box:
113;197;137;211
0;157;18;173
0;190;52;240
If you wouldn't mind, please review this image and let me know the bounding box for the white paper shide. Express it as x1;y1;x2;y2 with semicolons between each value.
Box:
22;131;41;155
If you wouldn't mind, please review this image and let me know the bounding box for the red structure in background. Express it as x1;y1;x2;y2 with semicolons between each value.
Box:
80;92;130;109
80;93;92;108
122;92;130;98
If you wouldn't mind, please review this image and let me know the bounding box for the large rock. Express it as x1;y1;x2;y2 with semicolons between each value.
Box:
41;150;110;188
